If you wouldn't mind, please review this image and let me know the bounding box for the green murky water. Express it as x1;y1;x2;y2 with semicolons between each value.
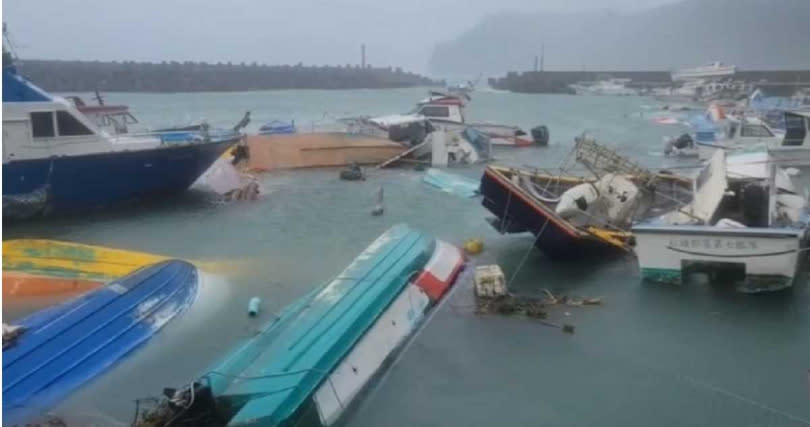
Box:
5;88;809;426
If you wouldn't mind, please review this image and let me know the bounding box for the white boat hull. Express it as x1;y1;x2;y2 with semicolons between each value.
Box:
671;65;736;81
633;225;803;292
312;240;464;425
431;120;534;147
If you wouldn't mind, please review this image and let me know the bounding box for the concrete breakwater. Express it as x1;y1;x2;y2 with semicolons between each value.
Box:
489;70;810;93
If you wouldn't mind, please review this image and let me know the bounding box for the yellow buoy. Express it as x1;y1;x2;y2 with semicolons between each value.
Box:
463;238;484;255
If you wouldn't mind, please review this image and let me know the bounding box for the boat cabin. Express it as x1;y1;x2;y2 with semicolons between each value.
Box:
65;96;139;134
783;111;810;147
410;93;465;124
3;67;165;163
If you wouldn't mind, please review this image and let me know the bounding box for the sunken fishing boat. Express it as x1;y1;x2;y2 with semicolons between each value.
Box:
480;135;693;259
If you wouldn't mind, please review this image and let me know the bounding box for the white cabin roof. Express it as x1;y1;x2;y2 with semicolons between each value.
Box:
369;114;427;127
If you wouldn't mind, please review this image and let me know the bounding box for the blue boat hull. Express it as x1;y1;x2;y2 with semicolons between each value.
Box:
2;260;198;424
3;138;236;217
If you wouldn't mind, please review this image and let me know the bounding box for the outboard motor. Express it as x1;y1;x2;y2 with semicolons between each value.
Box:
664;133;694;155
673;133;693;150
530;125;550;146
388;122;428;146
741;183;768;227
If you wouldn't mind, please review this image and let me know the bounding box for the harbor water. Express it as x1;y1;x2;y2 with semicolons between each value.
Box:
5;88;810;426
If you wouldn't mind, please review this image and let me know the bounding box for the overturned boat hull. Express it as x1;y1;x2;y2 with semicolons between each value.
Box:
246;133;405;171
143;225;465;426
3;138;237;218
3;260;198;424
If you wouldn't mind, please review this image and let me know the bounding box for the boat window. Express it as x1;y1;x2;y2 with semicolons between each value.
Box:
727;123;736;139
30;112;55;138
783;114;807;146
56;111;93;136
418;105;450;118
741;125;772;137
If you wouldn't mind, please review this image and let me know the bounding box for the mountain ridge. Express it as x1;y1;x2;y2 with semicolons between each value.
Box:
429;0;810;75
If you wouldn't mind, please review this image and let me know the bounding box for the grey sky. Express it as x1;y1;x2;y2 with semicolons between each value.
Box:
3;0;679;74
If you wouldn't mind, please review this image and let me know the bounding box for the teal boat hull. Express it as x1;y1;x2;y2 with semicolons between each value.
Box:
201;224;465;426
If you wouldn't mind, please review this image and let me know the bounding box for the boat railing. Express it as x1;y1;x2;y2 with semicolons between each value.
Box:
108;128;241;145
574;135;656;187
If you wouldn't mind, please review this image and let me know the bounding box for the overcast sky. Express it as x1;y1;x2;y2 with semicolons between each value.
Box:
3;0;680;74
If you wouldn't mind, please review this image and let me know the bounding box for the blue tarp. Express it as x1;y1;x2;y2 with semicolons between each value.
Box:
258;120;296;135
686;113;718;142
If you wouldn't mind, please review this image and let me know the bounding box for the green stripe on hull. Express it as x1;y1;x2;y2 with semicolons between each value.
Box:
739;275;794;293
640;268;682;284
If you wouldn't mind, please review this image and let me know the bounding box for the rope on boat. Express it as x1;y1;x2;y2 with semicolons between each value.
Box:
506;218;552;288
504;141;581;287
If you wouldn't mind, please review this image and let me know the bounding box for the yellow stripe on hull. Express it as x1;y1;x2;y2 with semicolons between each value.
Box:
3;239;170;282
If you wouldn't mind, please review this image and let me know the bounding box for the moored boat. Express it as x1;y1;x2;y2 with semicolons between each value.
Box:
133;224;465;426
3;260;199;424
2;55;241;219
671;61;736;81
634;114;810;292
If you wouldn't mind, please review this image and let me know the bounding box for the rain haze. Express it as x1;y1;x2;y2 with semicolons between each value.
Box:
4;1;810;426
4;0;681;74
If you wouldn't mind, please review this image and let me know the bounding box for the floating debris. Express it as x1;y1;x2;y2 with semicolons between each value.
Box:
463;238;484;255
3;323;25;349
223;180;260;201
472;265;602;334
339;162;365;181
474;265;506;297
248;297;261;317
371;186;384;216
422;168;480;198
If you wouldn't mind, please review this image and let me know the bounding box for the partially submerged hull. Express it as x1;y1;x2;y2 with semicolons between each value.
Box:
480;165;691;259
3;260;198;424
246;133;405;171
430;120;534;147
143;225;465;426
3;239;170;283
480;166;626;258
3;137;237;218
633;225;803;292
2;239;171;302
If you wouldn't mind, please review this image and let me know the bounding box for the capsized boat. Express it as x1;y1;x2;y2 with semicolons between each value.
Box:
634;114;810;293
3;260;198;424
2;53;241;219
2;239;171;300
411;92;542;147
134;224;465;426
480;135;693;259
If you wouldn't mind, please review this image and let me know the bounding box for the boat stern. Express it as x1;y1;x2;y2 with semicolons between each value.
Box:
633;225;803;292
